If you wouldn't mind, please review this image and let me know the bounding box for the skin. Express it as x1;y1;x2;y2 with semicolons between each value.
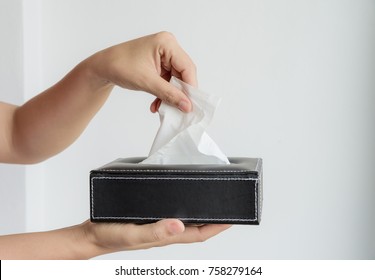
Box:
0;32;231;259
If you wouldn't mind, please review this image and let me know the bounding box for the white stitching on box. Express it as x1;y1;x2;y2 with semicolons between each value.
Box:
92;216;257;222
254;184;258;220
91;177;259;222
98;169;250;173
93;177;257;181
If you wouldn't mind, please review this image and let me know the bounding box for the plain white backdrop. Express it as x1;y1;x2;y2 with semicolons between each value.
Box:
0;0;374;259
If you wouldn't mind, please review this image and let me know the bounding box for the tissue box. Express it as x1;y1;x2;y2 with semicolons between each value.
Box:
90;157;263;225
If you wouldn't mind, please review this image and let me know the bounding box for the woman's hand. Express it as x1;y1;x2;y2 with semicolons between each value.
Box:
81;219;231;256
89;31;197;113
0;219;230;259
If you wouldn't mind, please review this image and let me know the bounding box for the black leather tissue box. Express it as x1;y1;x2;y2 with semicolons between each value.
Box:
90;157;263;225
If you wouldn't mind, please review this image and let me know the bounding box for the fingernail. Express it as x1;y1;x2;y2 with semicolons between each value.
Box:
178;100;191;112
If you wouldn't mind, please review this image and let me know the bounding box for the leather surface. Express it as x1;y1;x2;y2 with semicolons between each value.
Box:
90;157;262;225
97;157;260;175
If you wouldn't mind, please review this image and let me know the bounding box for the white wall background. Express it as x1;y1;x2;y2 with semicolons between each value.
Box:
0;0;25;235
1;0;374;259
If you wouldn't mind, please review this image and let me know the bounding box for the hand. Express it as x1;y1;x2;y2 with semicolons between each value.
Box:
90;31;197;112
82;219;231;254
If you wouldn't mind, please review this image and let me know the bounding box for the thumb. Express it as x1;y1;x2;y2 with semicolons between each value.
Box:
129;219;185;247
147;76;192;112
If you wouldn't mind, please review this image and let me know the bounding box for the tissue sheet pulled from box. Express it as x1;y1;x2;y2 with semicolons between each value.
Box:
90;157;263;225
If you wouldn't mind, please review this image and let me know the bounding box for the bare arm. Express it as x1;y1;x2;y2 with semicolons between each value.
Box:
0;220;230;259
0;65;113;163
0;32;195;163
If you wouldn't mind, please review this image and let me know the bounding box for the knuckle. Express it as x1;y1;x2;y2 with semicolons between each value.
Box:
163;90;176;105
154;31;176;43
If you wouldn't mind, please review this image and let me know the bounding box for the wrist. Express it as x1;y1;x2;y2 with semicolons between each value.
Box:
78;52;115;94
67;221;107;259
78;220;114;259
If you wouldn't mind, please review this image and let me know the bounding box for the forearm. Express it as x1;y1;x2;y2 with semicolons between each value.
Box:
10;58;113;163
0;222;108;260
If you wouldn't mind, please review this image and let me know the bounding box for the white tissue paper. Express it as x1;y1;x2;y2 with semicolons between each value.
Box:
141;77;229;165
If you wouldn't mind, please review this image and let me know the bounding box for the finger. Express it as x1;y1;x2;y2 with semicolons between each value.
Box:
187;223;205;227
154;224;232;247
150;98;162;113
165;48;198;87
146;75;192;112
157;32;198;87
124;219;185;249
156;98;162;110
177;224;232;244
172;56;198;88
